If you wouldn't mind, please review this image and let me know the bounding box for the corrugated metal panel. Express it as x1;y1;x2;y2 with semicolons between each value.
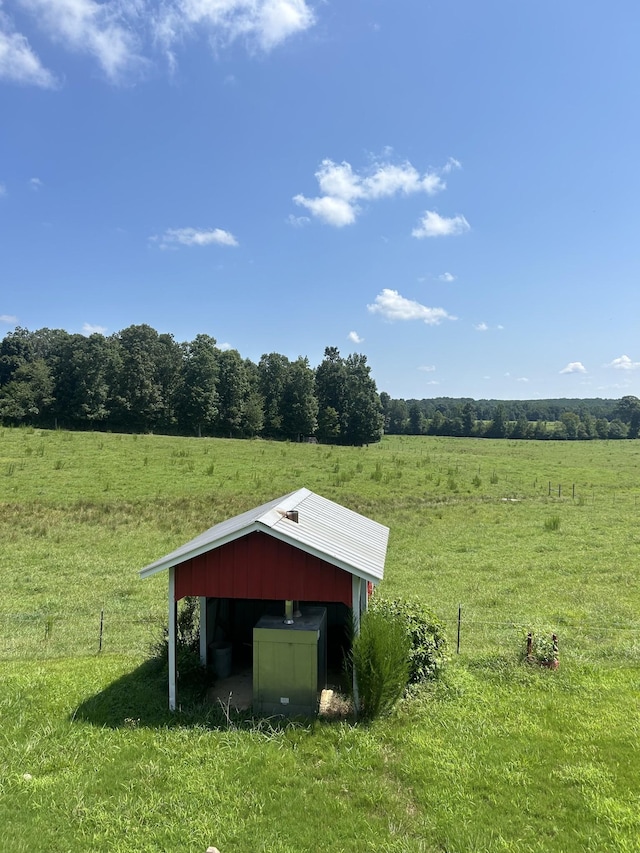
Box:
174;532;353;606
140;487;389;585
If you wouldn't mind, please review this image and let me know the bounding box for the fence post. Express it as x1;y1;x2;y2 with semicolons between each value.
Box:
99;609;104;653
456;604;461;654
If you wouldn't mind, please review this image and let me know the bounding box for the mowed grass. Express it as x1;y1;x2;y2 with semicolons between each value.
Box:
1;426;640;852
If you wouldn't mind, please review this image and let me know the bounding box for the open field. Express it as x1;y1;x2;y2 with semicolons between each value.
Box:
1;427;639;852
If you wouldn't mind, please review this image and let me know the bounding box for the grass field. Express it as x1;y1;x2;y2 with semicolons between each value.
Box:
1;427;639;852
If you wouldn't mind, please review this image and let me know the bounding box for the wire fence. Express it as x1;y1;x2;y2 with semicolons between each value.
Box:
0;611;163;660
2;606;639;667
446;606;640;666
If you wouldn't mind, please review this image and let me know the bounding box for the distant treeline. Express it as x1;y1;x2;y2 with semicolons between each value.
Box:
0;327;383;445
2;325;638;443
380;395;640;440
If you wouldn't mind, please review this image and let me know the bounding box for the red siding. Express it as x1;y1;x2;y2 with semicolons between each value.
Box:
174;532;353;607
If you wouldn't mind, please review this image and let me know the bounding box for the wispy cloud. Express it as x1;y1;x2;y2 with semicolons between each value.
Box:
0;182;6;196
348;331;363;344
438;272;455;282
606;354;640;371
9;0;314;85
218;341;232;351
560;361;587;374
153;227;239;249
418;365;436;372
29;177;43;190
82;322;107;335
286;213;310;228
0;10;57;87
474;322;489;332
412;210;470;239
294;156;451;227
19;0;147;83
442;157;461;174
368;289;456;325
0;314;18;323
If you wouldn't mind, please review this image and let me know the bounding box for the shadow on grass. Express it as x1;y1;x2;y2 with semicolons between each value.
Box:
71;658;239;730
71;658;324;732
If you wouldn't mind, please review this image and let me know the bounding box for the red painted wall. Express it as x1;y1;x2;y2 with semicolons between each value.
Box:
174;531;353;607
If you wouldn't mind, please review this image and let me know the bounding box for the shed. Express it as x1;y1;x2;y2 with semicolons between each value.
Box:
140;488;389;711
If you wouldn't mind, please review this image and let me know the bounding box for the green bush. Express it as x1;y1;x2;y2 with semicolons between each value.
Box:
351;608;410;720
152;597;206;685
369;595;448;683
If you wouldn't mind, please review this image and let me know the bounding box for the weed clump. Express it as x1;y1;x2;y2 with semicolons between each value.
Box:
351;608;410;721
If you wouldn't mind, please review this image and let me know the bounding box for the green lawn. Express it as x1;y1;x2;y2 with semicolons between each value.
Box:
1;427;639;852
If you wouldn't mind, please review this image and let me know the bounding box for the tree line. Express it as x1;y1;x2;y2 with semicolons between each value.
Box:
0;327;383;445
380;396;640;440
2;324;638;443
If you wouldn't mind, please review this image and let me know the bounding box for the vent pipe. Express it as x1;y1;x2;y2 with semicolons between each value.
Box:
285;510;299;523
284;600;294;624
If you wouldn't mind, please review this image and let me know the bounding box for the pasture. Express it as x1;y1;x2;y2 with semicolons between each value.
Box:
1;428;639;852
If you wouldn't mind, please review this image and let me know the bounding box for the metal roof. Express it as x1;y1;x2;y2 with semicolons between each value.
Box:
139;488;388;584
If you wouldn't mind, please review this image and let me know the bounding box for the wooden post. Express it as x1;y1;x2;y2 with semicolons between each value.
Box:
552;633;559;669
456;604;461;654
99;609;104;653
526;632;533;660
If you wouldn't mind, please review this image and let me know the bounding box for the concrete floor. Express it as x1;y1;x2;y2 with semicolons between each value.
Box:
206;668;351;718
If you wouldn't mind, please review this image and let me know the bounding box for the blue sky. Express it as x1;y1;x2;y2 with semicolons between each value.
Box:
1;0;639;400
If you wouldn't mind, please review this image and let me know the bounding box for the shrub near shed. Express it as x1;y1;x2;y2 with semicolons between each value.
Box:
369;595;448;684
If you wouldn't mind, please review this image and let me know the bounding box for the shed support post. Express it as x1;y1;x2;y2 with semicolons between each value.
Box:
168;567;177;711
199;596;208;666
351;575;363;713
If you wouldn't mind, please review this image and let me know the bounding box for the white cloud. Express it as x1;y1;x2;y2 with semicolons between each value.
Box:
607;354;640;371
1;313;18;323
293;192;356;227
412;210;470;239
217;341;232;350
367;289;456;325
348;331;363;344
0;11;57;87
474;322;489;332
418;365;436;372
293;156;450;227
82;322;107;335
29;177;43;190
517;377;529;383
19;0;146;83
154;227;239;248
154;0;315;61
438;272;455;282
0;182;6;196
560;361;587;374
